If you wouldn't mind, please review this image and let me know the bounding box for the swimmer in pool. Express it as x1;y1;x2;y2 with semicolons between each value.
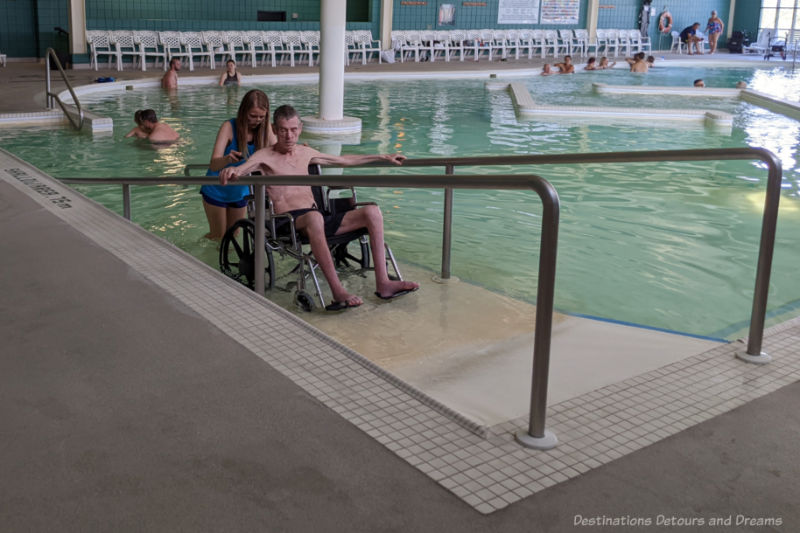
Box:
541;63;553;76
124;109;179;143
554;55;575;74
598;56;616;69
584;57;598;70
219;59;242;87
161;58;181;89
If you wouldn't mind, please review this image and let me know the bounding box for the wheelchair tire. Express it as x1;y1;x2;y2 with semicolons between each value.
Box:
294;290;315;312
219;219;274;291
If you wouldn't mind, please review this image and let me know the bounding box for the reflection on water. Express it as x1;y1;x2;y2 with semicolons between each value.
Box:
1;67;800;338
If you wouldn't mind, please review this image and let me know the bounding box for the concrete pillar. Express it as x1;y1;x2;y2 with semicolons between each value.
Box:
69;0;87;55
319;0;346;120
303;0;362;136
586;0;599;43
380;0;394;51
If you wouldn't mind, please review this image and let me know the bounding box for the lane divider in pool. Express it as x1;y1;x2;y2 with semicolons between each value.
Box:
593;83;800;122
507;82;733;131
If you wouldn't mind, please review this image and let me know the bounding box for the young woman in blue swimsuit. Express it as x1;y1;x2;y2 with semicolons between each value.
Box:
201;89;276;240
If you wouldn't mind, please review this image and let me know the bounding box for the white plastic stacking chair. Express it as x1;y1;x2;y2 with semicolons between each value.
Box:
243;31;268;67
478;30;500;61
223;32;250;66
201;31;226;66
492;30;511;60
530;30;546;58
418;31;438;62
0;52;6;67
557;29;574;56
182;32;214;70
635;30;652;53
595;29;608;55
300;31;320;66
670;31;683;54
504;30;522;60
399;31;422;62
263;32;285;67
543;30;561;58
159;32;191;69
436;30;464;61
86;30;119;71
516;29;534;59
464;30;482;61
282;32;303;67
356;30;382;64
616;29;631;57
605;29;620;57
110;31;139;70
574;29;591;56
133;30;166;71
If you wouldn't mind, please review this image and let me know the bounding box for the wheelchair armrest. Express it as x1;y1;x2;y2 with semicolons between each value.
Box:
267;211;300;249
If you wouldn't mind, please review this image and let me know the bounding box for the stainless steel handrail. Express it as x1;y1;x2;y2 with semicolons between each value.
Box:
61;171;561;449
45;47;84;130
184;147;782;362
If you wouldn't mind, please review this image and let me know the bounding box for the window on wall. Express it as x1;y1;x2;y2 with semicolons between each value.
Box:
760;0;800;41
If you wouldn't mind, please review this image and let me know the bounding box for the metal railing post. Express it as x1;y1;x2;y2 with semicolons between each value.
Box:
516;178;560;450
122;184;131;220
736;149;782;363
440;164;455;281
254;184;266;295
45;54;52;109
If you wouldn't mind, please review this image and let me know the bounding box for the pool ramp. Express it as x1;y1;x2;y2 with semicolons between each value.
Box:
4;146;800;517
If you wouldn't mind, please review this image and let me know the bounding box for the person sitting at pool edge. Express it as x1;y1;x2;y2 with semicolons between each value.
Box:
218;104;419;310
680;23;704;55
124;109;179;143
554;55;574;74
694;79;705;87
219;59;242;87
162;58;181;89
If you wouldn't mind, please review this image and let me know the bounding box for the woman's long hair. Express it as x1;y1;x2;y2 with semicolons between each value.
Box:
235;89;270;160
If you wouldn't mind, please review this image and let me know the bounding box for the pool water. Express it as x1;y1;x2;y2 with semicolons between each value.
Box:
2;65;799;339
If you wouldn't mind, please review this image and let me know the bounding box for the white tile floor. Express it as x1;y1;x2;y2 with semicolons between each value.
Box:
4;150;800;514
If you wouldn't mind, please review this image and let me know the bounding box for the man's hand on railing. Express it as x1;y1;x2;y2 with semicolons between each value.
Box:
219;166;241;185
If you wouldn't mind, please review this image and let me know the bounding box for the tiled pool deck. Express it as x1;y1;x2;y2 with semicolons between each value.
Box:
2;56;799;530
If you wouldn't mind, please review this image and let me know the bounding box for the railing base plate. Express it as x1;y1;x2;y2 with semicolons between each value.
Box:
515;429;558;450
735;350;772;364
432;275;460;284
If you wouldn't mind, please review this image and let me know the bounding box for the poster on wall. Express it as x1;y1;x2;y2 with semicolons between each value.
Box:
438;3;456;26
497;0;540;25
540;0;579;24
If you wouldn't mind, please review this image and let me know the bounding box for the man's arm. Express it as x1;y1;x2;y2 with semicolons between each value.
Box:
309;152;406;167
218;148;272;185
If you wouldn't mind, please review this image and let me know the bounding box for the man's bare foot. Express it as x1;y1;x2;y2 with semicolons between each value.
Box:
330;292;363;309
375;280;420;300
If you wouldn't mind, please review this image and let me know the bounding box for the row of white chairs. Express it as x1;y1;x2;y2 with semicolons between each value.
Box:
85;30;383;72
390;28;650;63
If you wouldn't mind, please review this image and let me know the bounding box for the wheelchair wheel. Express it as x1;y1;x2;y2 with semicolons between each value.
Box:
294;290;315;312
219;219;274;291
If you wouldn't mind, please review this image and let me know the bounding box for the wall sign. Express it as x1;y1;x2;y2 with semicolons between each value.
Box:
497;0;540;24
540;0;579;24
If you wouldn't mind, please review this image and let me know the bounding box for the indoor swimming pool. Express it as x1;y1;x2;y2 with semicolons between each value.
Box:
1;64;799;339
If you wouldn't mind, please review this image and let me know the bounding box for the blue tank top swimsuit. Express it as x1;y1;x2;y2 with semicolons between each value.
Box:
201;118;254;204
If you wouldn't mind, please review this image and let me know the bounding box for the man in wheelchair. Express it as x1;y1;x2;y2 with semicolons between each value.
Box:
219;105;419;310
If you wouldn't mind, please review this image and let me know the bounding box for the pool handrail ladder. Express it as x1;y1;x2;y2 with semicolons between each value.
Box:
60;147;783;449
44;47;84;131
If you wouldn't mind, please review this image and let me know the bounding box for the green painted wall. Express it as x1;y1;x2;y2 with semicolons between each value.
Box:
1;0;38;58
392;0;589;30
0;0;764;59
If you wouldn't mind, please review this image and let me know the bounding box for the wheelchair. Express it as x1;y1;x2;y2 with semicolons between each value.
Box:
218;165;403;311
